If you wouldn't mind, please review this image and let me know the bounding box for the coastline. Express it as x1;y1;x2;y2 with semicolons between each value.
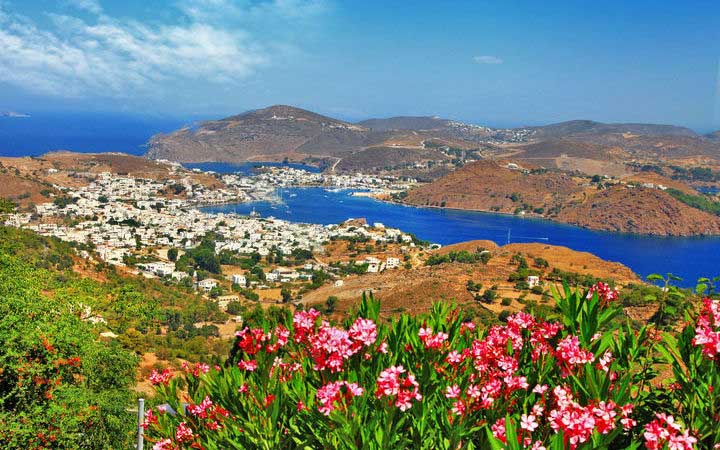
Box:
368;192;720;238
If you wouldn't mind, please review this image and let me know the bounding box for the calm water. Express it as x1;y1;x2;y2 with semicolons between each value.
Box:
202;187;720;287
0;112;183;156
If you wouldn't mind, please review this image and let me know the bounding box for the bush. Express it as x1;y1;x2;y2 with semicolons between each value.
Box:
143;284;714;449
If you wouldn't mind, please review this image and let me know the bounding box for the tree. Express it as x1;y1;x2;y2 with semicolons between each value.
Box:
281;286;293;303
326;296;338;313
0;198;16;214
0;253;138;448
167;247;179;262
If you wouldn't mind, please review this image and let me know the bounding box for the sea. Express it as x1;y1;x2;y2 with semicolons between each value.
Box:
200;164;720;288
0;112;183;156
1;114;718;288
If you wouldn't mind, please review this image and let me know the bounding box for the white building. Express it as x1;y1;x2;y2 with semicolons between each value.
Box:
198;278;219;292
385;257;400;269
364;257;381;273
232;274;247;286
527;276;540;288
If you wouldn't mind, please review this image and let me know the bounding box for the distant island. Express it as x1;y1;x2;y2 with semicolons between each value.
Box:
144;104;720;237
1;111;30;118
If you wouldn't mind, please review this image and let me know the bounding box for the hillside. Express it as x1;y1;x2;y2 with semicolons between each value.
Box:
531;119;698;138
301;239;641;318
0;151;222;207
357;116;450;130
402;160;720;236
146;105;720;183
146;105;392;163
403;160;583;213
556;186;720;236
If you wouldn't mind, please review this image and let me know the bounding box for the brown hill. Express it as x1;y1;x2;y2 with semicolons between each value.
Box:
403;160;583;213
402;159;720;236
357;116;450;131
0;152;222;194
556;186;720;236
302;241;640;318
532;120;698;138
146;105;393;163
335;146;450;172
516;138;619;160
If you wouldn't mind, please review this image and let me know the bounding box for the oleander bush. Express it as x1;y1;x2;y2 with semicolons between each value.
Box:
144;284;719;450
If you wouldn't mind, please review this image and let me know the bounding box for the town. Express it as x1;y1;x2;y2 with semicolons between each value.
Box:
2;165;427;312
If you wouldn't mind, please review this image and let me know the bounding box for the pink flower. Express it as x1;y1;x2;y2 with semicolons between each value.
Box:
597;350;614;372
460;321;476;334
149;368;173;385
152;439;176;450
316;380;364;415
693;298;720;360
520;413;538;432
445;384;461;399
556;335;594;369
293;309;320;343
418;326;448;350
175;422;194;443
451;399;466;415
141;409;157;430
187;396;213;418
378;340;389;354
446;350;463;366
349;318;377;346
644;414;696;450
238;359;258;371
186;362;209;376
586;281;619;306
491;418;507;443
376;365;422;411
308;322;359;372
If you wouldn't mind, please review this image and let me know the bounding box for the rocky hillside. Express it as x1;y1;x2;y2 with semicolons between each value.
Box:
357;116;450;131
403;160;583;213
0;151;222;210
531;120;698;138
556;186;720;236
402;160;720;236
302;239;640;317
146;105;391;163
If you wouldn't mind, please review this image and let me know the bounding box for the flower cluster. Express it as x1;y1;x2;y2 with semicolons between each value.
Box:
308;319;376;372
149;368;173;386
316;380;364;415
181;361;210;377
547;386;632;449
586;281;619;306
693;298;720;360
643;413;697;450
556;335;595;369
187;395;230;431
144;288;719;449
375;365;422;411
419;326;449;350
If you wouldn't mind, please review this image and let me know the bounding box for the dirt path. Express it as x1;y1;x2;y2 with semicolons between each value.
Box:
330;157;342;172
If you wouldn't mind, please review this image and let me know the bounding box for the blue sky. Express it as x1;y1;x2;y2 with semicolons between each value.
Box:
1;0;719;130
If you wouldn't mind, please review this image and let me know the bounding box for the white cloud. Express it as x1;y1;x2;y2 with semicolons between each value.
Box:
473;55;503;65
66;0;103;15
0;1;326;103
